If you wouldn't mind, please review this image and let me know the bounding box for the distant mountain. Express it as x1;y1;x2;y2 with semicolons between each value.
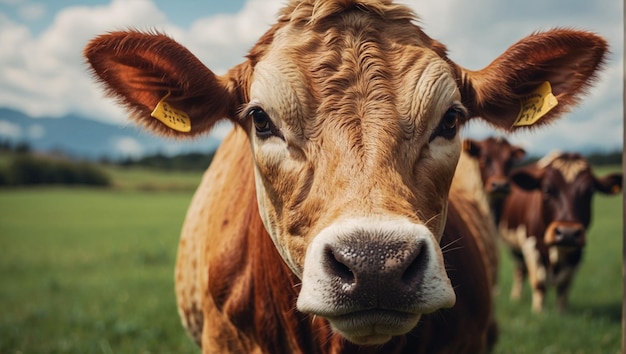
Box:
0;107;223;160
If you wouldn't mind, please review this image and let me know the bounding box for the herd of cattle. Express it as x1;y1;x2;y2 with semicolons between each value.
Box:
84;0;620;352
462;137;621;314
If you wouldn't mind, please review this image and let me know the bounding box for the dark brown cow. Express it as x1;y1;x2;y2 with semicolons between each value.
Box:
499;152;622;312
84;0;608;352
463;137;526;224
459;137;526;300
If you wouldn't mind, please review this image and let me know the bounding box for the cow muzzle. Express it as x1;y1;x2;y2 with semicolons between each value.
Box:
545;221;586;247
296;218;456;345
485;176;510;199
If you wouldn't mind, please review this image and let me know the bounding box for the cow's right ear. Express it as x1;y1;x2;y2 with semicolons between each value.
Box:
510;168;544;191
84;31;248;137
462;139;481;158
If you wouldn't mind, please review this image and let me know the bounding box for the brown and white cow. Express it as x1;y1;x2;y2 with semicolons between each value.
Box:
499;152;621;313
84;0;607;352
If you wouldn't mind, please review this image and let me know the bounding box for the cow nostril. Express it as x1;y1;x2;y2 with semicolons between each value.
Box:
401;243;426;286
324;247;355;284
491;180;509;192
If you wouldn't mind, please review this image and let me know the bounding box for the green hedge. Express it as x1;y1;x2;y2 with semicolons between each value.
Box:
1;155;111;187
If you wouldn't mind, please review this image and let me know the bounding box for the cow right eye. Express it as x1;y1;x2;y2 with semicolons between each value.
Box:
247;108;283;139
250;108;270;133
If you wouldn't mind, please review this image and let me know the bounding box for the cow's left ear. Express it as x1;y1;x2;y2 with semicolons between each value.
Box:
594;173;622;194
459;29;608;131
510;168;544;191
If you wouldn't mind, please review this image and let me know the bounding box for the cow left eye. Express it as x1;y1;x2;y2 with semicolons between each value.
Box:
430;107;463;141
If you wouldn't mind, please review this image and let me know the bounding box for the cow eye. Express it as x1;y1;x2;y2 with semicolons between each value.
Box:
248;108;282;139
430;107;463;141
543;184;558;198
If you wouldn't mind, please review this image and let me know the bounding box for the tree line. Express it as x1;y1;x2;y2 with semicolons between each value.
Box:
0;140;620;187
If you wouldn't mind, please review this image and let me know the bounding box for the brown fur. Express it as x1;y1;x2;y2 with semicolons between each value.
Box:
84;0;609;352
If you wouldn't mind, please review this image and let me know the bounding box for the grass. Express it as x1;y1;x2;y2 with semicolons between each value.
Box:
0;188;198;353
103;165;204;191
492;165;623;354
0;165;622;353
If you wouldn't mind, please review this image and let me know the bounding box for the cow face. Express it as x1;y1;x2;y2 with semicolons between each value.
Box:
464;137;526;199
510;153;622;248
85;0;607;345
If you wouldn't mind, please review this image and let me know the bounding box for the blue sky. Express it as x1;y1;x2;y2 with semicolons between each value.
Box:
0;1;246;34
0;0;622;156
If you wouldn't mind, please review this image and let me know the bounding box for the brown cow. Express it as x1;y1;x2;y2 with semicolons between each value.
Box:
463;137;527;224
499;152;622;313
84;0;608;352
456;137;527;302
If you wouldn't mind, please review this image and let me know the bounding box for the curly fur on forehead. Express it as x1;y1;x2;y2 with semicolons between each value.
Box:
246;0;450;69
280;0;418;24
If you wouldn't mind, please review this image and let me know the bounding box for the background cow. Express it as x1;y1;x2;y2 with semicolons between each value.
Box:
85;0;607;352
499;152;622;312
454;137;527;310
463;137;527;224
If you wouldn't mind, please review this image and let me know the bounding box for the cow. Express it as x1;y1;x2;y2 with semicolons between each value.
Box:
463;137;527;224
84;0;608;352
452;137;527;306
499;152;622;313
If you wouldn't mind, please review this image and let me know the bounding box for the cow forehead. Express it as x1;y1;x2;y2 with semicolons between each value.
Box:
539;153;591;184
249;18;460;143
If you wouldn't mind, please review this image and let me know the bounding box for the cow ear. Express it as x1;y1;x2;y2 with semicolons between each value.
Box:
459;29;608;131
594;173;622;195
513;147;527;162
510;168;543;191
84;31;246;137
462;139;481;158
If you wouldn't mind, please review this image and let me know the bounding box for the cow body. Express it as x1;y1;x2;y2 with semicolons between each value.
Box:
85;0;608;352
499;152;621;312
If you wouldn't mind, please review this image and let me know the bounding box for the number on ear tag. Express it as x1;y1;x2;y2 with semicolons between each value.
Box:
151;91;191;133
513;81;558;127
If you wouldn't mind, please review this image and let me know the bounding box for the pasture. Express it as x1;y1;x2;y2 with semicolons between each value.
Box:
0;165;621;353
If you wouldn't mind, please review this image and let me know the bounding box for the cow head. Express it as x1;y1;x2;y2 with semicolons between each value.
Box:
510;152;621;249
464;137;526;198
84;0;607;345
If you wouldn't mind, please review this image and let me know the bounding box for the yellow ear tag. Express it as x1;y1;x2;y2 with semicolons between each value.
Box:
513;81;558;127
150;91;191;133
611;185;621;194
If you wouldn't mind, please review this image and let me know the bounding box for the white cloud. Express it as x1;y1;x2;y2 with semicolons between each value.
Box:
0;120;22;139
111;136;144;157
210;121;234;140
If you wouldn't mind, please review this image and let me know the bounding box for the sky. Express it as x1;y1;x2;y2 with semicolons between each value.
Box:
0;0;623;157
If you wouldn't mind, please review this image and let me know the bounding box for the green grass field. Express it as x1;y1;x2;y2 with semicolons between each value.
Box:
0;166;622;353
